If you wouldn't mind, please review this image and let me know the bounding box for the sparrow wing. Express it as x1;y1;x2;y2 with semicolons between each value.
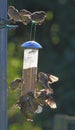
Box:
18;92;42;121
48;74;59;84
20;15;31;25
19;9;31;25
45;95;57;109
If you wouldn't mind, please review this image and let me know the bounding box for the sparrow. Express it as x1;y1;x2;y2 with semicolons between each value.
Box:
17;94;33;122
37;72;52;93
38;72;59;90
30;11;47;25
8;6;22;22
19;14;31;25
27;92;42;113
37;89;57;109
9;78;23;91
17;92;42;121
19;9;31;25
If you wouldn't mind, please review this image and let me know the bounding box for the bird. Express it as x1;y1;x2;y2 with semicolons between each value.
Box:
37;72;58;108
37;72;52;94
19;9;31;25
9;71;58;121
17;94;33;122
17;91;42;121
8;6;22;22
37;89;57;109
30;11;47;25
45;95;57;109
38;72;59;90
9;78;23;91
19;14;31;25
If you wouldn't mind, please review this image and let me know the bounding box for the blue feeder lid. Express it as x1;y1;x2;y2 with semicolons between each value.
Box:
21;41;42;49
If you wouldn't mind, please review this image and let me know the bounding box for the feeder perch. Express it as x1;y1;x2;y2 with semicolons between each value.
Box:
21;41;42;96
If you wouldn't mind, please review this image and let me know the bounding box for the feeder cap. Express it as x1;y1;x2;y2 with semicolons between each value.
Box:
21;41;42;49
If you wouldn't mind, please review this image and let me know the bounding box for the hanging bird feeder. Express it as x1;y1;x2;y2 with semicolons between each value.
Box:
21;40;42;96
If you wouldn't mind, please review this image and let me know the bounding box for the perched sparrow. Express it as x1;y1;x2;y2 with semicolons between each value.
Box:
10;78;23;91
31;11;46;25
19;9;31;25
17;94;33;122
18;92;42;121
8;6;22;22
20;14;31;25
47;74;59;84
38;72;59;89
38;72;52;93
37;89;57;109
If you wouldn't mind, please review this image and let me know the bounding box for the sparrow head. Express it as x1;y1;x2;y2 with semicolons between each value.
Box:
8;6;15;10
15;78;22;82
38;72;48;81
10;78;23;90
19;9;31;15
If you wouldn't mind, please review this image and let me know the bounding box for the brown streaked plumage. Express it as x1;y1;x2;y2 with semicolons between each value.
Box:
8;6;22;22
20;14;31;25
31;11;46;25
9;71;58;121
17;92;42;121
19;9;31;25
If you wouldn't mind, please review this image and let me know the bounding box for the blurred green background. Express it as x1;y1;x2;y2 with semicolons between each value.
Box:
8;0;75;130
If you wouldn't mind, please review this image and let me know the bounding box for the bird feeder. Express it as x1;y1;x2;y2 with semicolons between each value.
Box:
21;41;42;96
